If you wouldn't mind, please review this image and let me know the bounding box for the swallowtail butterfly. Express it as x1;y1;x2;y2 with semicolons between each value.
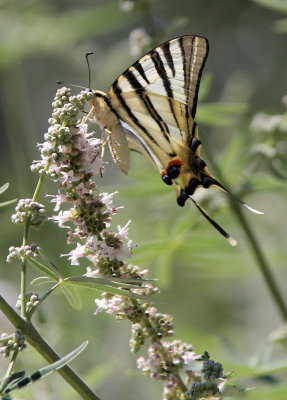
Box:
88;35;262;245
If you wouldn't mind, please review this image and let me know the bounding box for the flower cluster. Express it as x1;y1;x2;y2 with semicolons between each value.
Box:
30;87;229;399
129;27;152;56
119;0;135;12
16;292;40;313
7;244;40;263
0;330;26;358
250;94;287;179
11;199;46;229
31;88;133;269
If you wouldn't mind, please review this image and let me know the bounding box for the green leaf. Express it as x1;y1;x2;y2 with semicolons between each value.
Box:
274;17;287;33
0;198;17;207
0;4;133;69
28;258;60;281
154;248;175;289
197;102;247;126
105;276;156;284
61;284;83;310
221;384;241;396
3;341;88;395
30;276;55;286
198;72;213;102
0;371;25;393
251;0;287;14
66;276;144;290
64;276;149;300
0;183;9;194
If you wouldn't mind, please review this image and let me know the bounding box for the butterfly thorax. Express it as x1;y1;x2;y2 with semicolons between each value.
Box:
90;90;118;131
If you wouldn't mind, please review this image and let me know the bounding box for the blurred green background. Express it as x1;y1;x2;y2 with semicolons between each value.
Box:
1;0;287;399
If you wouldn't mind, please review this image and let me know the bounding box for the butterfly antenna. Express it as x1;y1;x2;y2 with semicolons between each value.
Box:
188;195;237;246
56;80;86;90
85;51;94;89
210;178;263;215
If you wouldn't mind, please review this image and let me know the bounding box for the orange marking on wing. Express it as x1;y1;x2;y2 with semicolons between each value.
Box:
166;159;183;170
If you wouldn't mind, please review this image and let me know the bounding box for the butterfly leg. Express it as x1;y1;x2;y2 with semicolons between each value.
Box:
82;105;96;125
100;129;112;159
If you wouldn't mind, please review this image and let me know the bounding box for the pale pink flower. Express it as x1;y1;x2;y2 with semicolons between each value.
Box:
47;192;69;211
182;350;195;366
85;266;100;277
64;243;87;265
136;357;145;369
60;170;79;188
52;209;74;228
116;221;131;240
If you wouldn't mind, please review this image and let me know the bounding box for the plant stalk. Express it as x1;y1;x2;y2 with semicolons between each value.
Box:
0;294;101;400
204;142;287;322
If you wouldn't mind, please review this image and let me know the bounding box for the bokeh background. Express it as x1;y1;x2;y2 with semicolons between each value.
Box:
1;0;287;399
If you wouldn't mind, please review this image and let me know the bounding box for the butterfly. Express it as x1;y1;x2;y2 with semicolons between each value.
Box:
87;34;262;245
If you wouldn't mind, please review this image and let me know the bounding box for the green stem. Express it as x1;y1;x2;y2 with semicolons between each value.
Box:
5;349;19;378
32;173;46;202
0;294;101;400
20;160;52;320
204;143;287;322
230;200;287;321
20;260;27;319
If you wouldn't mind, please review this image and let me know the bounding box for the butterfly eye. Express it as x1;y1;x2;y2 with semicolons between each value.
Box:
167;165;181;179
161;174;173;186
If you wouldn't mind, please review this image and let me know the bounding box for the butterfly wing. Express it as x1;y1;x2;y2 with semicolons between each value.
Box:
106;35;208;182
108;35;209;117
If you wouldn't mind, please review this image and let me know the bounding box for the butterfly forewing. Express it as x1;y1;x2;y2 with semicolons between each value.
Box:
109;35;208;113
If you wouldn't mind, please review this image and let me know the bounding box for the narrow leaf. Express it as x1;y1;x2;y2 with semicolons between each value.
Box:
0;183;9;195
28;258;60;281
65;276;144;289
252;0;287;13
61;285;83;310
0;371;25;393
30;277;55;286
64;277;148;300
0;198;17;207
3;342;88;394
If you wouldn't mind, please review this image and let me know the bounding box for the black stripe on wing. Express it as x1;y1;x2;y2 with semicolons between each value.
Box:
134;62;150;84
125;70;170;142
179;36;209;119
111;82;159;146
162;41;175;77
150;50;182;136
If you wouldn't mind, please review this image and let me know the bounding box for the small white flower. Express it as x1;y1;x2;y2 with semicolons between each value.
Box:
47;192;68;211
52;209;74;228
119;1;134;12
63;243;88;265
116;220;131;240
60;170;79;188
182;350;195;366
